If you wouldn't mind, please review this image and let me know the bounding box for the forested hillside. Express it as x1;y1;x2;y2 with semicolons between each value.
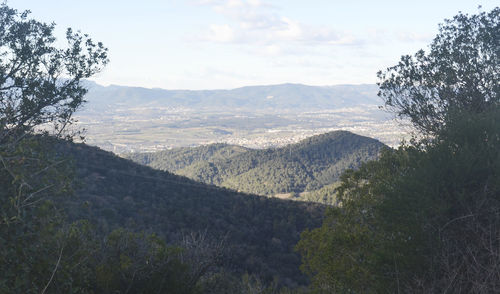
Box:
126;131;386;198
128;143;249;172
55;141;324;287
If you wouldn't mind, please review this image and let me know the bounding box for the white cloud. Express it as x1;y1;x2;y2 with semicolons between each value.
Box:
193;0;359;50
273;17;302;40
205;24;235;42
193;0;432;55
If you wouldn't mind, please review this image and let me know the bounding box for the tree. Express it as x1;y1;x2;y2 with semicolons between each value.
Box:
296;147;423;293
0;4;108;145
298;110;500;292
0;3;108;292
0;2;108;220
298;7;500;293
93;229;195;294
378;7;499;135
0;2;108;222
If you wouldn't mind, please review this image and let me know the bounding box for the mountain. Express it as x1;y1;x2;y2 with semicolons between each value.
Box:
82;82;380;112
126;131;386;197
55;140;324;287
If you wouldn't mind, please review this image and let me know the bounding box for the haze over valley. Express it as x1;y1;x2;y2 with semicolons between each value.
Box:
76;82;406;153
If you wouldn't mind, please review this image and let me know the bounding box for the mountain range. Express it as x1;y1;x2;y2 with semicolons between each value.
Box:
82;82;381;112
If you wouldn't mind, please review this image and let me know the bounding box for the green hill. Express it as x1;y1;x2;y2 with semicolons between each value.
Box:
128;143;249;172
55;141;324;287
126;131;386;197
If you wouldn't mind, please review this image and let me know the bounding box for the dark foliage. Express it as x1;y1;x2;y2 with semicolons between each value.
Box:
299;7;500;293
298;109;500;293
0;4;108;292
55;140;324;287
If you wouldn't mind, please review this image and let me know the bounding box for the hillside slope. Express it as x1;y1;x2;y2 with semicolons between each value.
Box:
127;131;386;196
128;143;249;172
56;141;324;286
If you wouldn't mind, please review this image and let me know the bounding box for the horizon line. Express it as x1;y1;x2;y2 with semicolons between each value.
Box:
85;80;378;92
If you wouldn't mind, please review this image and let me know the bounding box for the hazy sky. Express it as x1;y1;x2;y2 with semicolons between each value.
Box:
10;0;499;89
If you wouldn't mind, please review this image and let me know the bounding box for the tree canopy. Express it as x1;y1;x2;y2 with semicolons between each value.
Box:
0;3;108;145
378;7;500;135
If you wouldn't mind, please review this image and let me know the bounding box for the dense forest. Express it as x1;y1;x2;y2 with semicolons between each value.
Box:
126;131;385;200
60;140;324;286
4;136;323;292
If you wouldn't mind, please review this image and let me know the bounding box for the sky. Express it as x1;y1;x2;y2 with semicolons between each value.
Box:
9;0;500;90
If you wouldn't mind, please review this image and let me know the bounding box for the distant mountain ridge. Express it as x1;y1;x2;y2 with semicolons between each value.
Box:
126;131;386;196
82;82;380;112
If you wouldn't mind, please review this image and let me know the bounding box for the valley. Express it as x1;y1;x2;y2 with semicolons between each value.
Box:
75;83;408;153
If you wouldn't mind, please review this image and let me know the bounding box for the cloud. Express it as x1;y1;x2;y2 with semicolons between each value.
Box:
273;17;362;46
193;0;360;49
205;24;235;42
